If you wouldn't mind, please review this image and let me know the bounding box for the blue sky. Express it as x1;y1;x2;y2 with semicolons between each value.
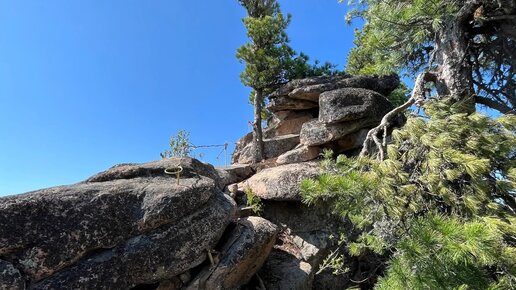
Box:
0;1;358;196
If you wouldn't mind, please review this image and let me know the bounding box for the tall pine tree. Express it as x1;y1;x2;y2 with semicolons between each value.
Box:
236;0;294;163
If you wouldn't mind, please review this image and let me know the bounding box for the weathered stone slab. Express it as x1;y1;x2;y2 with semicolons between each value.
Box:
319;88;393;125
239;162;319;201
268;96;318;112
32;192;235;290
288;74;400;102
216;164;255;187
276;145;321;165
300;119;378;147
270;75;352;97
186;217;278;290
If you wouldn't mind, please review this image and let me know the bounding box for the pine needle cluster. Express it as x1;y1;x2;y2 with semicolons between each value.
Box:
301;99;516;289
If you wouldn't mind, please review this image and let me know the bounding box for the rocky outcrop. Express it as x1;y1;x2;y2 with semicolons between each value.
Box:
268;97;318;112
276;145;321;165
299;118;377;147
0;158;258;289
0;74;402;290
265;111;315;138
271;74;399;100
233;74;400;165
227;74;401;289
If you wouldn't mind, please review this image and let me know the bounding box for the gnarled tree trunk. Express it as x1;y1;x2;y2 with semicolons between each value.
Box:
433;0;482;112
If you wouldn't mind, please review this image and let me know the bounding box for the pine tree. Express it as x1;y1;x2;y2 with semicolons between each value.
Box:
236;0;294;163
236;0;342;163
345;0;515;114
301;99;516;289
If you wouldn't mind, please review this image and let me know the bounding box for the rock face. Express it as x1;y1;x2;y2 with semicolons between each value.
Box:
239;162;320;201
0;158;237;289
235;134;300;164
319;88;393;124
265;111;316;138
276;145;321;165
258;250;313;290
299;118;378;147
232;74;400;165
0;260;24;290
271;74;399;100
226;74;402;289
268;96;318;112
186;217;278;290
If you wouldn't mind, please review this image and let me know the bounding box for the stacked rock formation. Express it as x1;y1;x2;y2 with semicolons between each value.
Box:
227;74;401;289
0;158;271;290
0;74;402;290
232;74;400;165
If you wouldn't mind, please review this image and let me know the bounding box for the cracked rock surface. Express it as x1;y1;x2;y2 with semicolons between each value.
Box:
0;157;236;289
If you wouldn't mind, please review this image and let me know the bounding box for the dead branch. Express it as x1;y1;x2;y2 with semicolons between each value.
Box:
360;71;435;160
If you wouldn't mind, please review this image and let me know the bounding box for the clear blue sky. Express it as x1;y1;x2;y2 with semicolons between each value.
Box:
0;1;358;196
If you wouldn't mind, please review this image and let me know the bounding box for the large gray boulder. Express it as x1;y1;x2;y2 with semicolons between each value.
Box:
319;88;393;125
271;75;352;98
288;75;400;102
0;157;236;289
300;119;378;147
238;162;319;201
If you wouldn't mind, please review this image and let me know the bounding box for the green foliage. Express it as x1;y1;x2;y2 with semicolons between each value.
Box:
345;0;456;76
343;0;515;112
160;129;192;158
285;52;343;80
237;0;343;133
236;1;294;92
386;83;409;107
237;1;342;91
301;99;516;289
244;187;264;215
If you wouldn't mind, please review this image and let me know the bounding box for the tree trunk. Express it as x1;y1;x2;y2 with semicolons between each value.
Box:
252;89;265;163
433;1;481;113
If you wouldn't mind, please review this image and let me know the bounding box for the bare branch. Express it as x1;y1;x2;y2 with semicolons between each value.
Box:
360;71;435;159
475;95;514;114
